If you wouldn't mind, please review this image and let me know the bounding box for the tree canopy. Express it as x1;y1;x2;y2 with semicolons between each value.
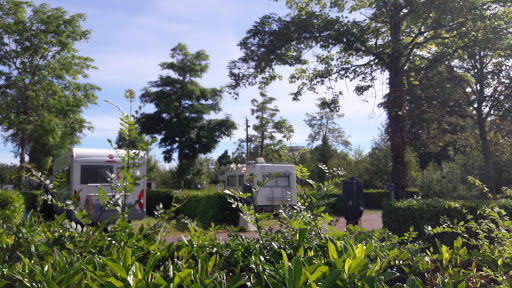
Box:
0;0;99;176
138;43;236;188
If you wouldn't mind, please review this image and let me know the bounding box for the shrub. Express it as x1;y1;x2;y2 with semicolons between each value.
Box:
175;190;239;226
0;190;24;226
146;189;239;226
382;198;512;238
146;189;174;216
21;190;40;212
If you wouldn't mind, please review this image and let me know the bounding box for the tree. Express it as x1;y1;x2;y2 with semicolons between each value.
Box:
441;1;512;194
216;150;233;167
138;43;237;188
304;97;350;149
0;0;99;178
406;62;477;169
405;1;512;194
115;129;149;151
228;0;469;199
250;90;294;158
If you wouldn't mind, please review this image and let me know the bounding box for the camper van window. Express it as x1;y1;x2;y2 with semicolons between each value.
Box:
262;174;290;187
238;174;245;187
80;165;113;185
227;175;237;187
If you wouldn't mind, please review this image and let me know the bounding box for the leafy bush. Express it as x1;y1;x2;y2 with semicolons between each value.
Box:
0;190;24;226
147;189;239;226
21;190;39;212
175;190;239;226
146;189;174;216
324;188;420;216
382;198;512;238
418;157;485;200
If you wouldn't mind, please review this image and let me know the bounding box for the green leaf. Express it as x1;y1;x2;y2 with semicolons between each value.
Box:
106;277;124;287
122;247;132;271
105;260;127;279
381;271;398;282
328;241;338;260
208;254;218;275
298;227;308;245
282;250;289;266
320;269;342;288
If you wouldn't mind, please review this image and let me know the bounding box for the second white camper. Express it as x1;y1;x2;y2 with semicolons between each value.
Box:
219;159;297;212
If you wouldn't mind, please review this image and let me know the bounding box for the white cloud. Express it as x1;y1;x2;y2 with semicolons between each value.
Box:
84;115;121;140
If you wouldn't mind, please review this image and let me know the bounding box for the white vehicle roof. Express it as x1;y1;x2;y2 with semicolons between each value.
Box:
73;148;122;163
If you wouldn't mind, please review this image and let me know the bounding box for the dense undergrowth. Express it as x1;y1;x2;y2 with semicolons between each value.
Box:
2;172;512;287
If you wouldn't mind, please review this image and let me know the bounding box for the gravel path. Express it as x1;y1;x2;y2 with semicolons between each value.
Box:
164;211;383;244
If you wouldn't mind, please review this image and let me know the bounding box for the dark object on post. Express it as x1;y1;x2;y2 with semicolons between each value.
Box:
386;183;395;201
343;177;365;226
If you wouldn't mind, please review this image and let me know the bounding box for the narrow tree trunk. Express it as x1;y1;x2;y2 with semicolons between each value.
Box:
474;55;495;195
245;117;250;162
386;4;409;199
259;130;265;158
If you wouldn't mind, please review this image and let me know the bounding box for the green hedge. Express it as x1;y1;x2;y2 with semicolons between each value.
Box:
146;189;174;216
146;189;239;226
323;189;419;216
146;188;421;224
0;190;25;226
382;198;512;238
175;191;239;226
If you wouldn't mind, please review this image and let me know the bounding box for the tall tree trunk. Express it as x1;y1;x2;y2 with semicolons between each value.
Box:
16;133;27;189
177;142;185;189
386;4;409;199
476;106;495;195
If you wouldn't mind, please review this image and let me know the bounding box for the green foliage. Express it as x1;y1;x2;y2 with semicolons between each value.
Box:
138;43;237;188
0;190;24;226
0;0;99;175
382;198;512;241
0;164;17;186
146;189;174;216
176;191;239;227
419;159;485;200
146;189;239;227
4;166;512;286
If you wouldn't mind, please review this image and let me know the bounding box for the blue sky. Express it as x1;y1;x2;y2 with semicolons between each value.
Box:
0;0;386;167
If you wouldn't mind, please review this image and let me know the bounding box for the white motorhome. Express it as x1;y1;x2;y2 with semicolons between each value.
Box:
219;159;297;212
53;148;146;222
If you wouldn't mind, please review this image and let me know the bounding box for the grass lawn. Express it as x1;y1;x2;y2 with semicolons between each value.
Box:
131;217;192;237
